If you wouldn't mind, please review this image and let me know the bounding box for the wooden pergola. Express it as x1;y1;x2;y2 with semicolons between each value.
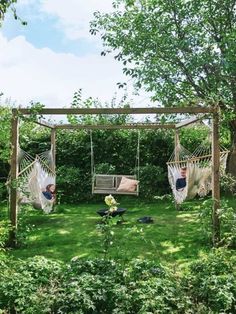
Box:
10;106;221;246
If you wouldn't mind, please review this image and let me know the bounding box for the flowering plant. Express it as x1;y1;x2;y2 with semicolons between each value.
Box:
96;195;119;259
104;194;119;213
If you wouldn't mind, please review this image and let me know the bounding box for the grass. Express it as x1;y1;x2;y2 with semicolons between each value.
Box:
0;195;235;270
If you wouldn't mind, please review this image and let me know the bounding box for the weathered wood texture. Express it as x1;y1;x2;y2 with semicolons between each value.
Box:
35;119;54;129
212;110;221;246
18;107;216;115
175;116;203;129
9;109;19;247
55;123;175;130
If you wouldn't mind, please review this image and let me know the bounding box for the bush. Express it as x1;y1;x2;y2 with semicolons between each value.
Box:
0;256;63;314
139;165;169;198
59;258;192;314
0;204;9;254
184;249;236;313
56;166;92;203
199;199;236;247
219;201;236;248
112;259;190;314
220;173;236;195
0;220;9;253
1;253;236;313
49;129;175;203
0;256;193;314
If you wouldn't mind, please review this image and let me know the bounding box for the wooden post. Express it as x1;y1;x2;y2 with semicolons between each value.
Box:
212;107;221;246
9;109;19;247
174;130;180;162
174;130;180;210
51;128;56;172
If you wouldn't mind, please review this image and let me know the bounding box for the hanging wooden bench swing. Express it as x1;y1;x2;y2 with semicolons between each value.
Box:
90;131;140;196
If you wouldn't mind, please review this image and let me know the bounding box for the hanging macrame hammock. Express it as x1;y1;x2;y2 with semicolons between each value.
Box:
90;131;140;195
18;147;56;213
167;134;229;204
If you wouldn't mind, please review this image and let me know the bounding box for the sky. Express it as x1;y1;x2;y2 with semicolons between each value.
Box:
0;0;151;109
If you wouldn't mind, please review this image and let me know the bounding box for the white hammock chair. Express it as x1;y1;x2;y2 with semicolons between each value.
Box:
18;147;56;213
167;134;229;205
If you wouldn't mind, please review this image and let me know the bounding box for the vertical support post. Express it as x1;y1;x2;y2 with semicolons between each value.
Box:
51;128;56;172
9;109;19;247
212;107;221;246
174;129;180;210
90;131;94;194
174;129;180;161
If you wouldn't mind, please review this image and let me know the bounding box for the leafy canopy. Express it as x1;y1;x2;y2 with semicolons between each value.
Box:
0;0;26;25
91;0;236;108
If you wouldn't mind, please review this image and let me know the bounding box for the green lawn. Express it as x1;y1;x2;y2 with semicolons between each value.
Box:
1;196;235;270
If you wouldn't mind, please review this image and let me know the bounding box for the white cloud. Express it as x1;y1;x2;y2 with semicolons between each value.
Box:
18;0;35;5
40;0;114;41
0;0;152;114
0;33;130;107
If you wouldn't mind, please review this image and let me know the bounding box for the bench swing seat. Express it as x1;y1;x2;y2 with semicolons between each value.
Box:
92;174;139;196
90;131;140;196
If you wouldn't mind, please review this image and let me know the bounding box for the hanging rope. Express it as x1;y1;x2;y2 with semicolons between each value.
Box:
90;130;95;179
90;130;140;178
90;129;140;195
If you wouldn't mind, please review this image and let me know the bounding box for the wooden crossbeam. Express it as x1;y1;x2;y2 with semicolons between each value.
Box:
54;123;176;130
18;107;216;115
34;119;55;129
175;116;203;129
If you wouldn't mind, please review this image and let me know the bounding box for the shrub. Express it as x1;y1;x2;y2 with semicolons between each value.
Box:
1;254;236;313
184;249;236;313
199;199;236;247
219;202;236;247
0;220;9;252
0;256;63;313
56;166;92;203
59;258;192;314
198;199;213;244
0;257;193;314
113;259;191;314
220;173;236;195
139;165;169;198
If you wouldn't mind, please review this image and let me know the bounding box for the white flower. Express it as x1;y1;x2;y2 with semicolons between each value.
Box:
105;194;118;207
109;206;117;213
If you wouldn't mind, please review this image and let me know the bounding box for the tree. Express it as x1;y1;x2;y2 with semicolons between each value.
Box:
0;0;26;25
91;0;236;176
67;89;134;125
0;105;11;199
0;0;16;22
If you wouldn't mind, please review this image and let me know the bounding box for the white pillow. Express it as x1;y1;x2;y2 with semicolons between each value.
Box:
116;176;139;192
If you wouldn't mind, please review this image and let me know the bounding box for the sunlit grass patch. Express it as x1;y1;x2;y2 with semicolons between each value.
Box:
0;195;235;271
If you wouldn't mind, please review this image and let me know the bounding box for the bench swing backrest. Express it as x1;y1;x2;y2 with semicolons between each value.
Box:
90;131;140;196
92;174;139;196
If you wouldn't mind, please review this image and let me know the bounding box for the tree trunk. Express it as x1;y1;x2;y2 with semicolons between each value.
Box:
227;119;236;178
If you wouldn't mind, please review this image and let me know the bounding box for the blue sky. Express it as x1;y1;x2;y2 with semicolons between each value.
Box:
0;0;151;110
2;1;100;56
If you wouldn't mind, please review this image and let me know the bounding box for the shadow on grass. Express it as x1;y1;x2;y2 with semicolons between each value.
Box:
2;195;235;269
